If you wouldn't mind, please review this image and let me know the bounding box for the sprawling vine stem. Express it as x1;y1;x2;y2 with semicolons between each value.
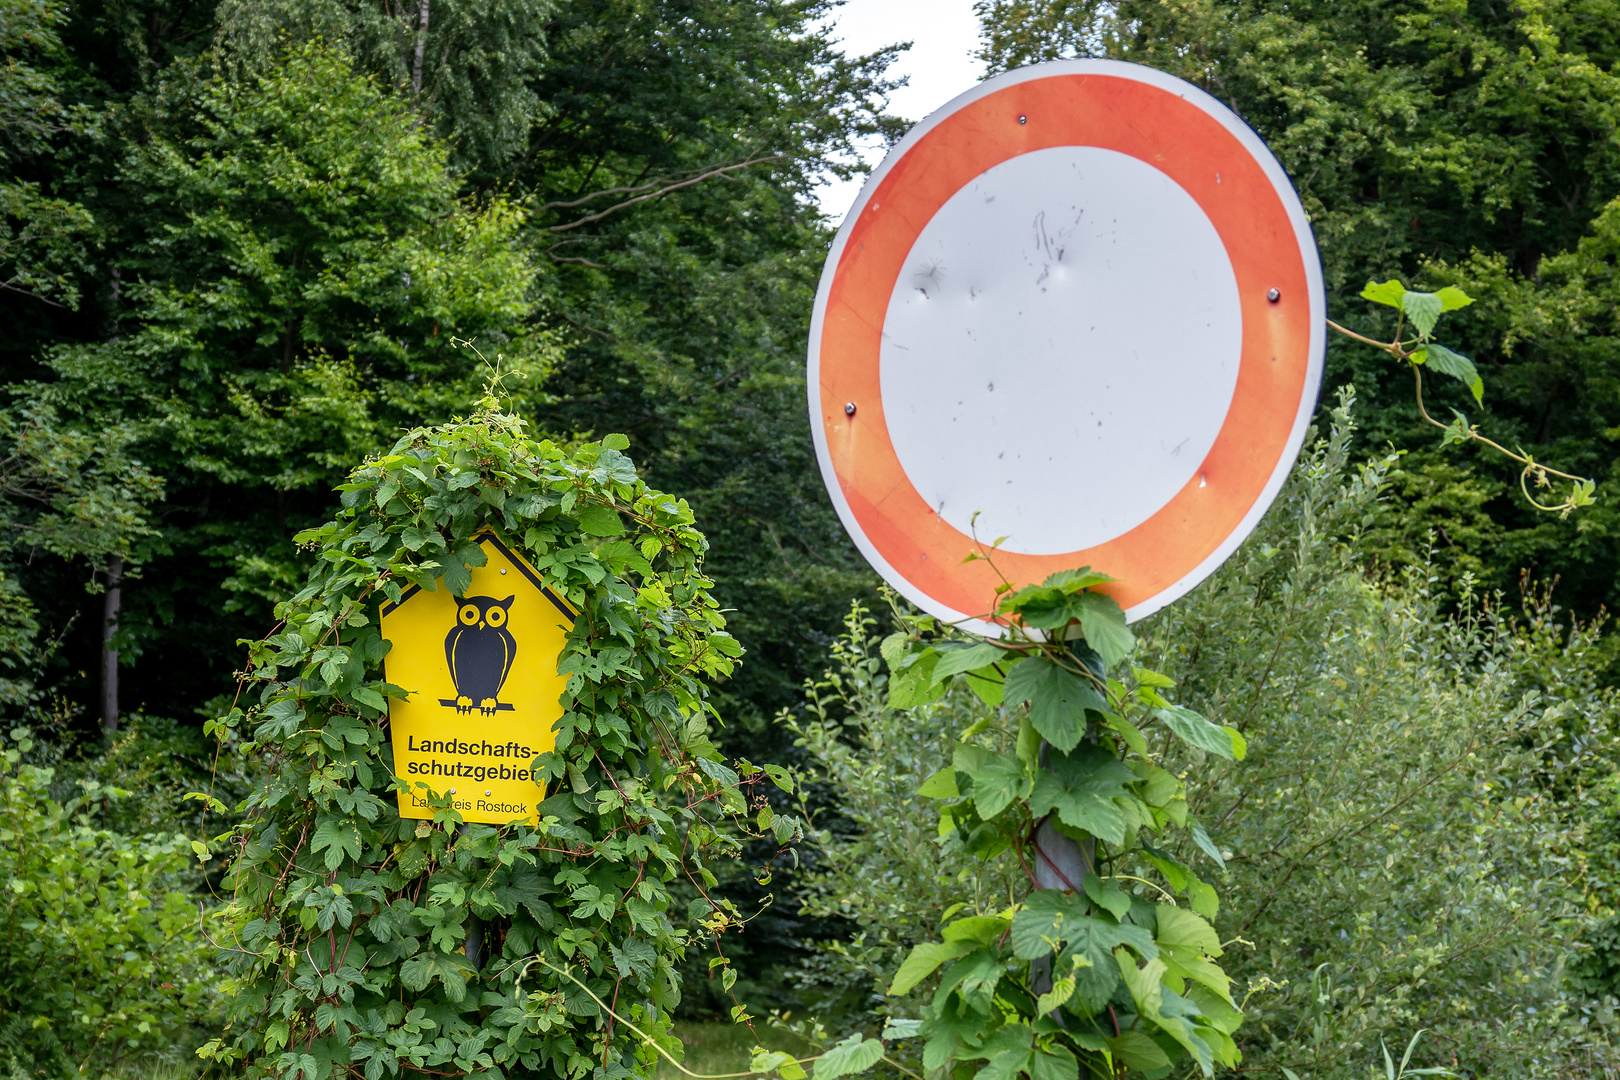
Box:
1326;281;1596;516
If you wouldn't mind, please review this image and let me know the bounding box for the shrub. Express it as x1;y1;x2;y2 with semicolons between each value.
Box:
791;393;1620;1077
0;727;220;1079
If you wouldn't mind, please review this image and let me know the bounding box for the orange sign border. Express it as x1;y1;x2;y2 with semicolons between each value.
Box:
809;61;1324;631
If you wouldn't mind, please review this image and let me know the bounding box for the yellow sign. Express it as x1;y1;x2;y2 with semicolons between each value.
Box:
380;533;572;824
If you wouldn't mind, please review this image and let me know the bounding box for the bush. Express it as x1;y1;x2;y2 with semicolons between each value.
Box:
0;727;221;1078
790;392;1620;1077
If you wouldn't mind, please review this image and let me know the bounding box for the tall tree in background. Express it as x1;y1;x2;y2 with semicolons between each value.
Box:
0;0;903;753
977;0;1620;615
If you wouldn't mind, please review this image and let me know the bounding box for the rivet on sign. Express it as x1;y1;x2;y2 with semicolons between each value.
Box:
485;790;492;796
1267;287;1281;303
1198;474;1208;489
449;788;457;794
500;568;507;575
1018;115;1028;125
844;402;857;416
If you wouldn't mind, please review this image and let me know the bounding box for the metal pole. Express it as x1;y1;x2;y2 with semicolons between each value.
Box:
1030;740;1095;998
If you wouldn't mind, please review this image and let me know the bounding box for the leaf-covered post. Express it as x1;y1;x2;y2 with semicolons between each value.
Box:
195;408;800;1079
884;567;1246;1077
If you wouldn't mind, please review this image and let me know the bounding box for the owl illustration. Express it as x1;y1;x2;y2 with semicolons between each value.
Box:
443;595;516;715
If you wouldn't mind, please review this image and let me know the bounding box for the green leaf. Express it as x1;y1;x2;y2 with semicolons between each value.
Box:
1108;1031;1171;1071
941;914;1011;945
931;642;1008;684
1004;659;1105;752
814;1034;884;1080
399;951;474;1002
1010;895;1069;960
1189;819;1226;869
969;752;1028;819
1421;343;1484;404
1153;706;1240;760
916;767;960;799
1082;875;1132;921
577;504;624;536
1435;285;1474;311
1401;289;1443;338
601;433;630;451
1360;278;1406;309
1027;743;1138;845
310;819;363;871
1077;592;1135;668
1028;1045;1077;1080
350;686;387;713
888;940;972;995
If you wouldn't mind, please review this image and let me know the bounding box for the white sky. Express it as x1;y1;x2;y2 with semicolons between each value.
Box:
815;0;987;222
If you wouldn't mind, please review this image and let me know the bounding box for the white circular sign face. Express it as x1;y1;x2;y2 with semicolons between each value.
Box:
880;146;1243;555
809;59;1325;636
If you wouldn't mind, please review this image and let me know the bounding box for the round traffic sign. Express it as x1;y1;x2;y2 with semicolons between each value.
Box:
808;59;1324;635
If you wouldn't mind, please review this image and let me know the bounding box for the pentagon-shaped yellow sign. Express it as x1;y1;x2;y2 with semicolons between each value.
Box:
380;532;572;824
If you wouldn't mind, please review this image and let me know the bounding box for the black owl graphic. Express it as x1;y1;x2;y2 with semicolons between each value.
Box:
437;595;517;715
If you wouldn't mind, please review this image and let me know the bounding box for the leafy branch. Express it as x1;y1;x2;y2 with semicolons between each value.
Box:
1327;279;1596;516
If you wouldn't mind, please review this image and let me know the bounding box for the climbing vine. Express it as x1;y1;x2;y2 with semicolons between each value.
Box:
1329;279;1597;516
194;407;799;1079
874;567;1248;1079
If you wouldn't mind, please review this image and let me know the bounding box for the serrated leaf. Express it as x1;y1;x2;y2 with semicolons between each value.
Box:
1402;289;1443;338
1011;896;1069;960
1035;975;1075;1015
1360;278;1406;309
310;819;363;870
399;951;474;1002
1027;743;1138;845
1189;819;1226;869
888;940;972;995
1004;659;1104;752
941;914;1010;945
1109;1031;1170;1071
1435;285;1473;311
351;686;387;712
1082;875;1131;921
1421;343;1484;404
576;504;624;536
931;642;1008;684
1077;592;1135;668
969;752;1027;819
1154;705;1238;760
814;1034;884;1080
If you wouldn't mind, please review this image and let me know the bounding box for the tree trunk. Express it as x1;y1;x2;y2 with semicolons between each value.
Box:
412;0;430;98
101;556;123;740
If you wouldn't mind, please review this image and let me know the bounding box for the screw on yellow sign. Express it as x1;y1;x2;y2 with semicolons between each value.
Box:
380;532;572;824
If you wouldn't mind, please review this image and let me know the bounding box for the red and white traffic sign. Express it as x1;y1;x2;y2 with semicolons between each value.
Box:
808;59;1324;635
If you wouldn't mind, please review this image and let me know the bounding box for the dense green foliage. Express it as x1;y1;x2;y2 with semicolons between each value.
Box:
201;410;799;1078
794;400;1620;1077
0;0;895;733
977;0;1620;615
3;0;1620;1075
0;727;220;1077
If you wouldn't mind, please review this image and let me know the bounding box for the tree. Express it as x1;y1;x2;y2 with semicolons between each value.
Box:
975;0;1620;617
31;39;540;718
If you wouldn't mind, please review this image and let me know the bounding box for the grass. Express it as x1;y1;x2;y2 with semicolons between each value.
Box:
655;1021;812;1079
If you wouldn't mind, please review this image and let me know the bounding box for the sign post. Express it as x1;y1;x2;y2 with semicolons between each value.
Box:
809;61;1327;1028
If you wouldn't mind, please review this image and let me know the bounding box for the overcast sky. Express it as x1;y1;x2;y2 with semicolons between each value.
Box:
814;0;987;221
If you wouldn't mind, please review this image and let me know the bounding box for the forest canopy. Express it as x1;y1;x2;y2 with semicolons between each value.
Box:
2;1;1619;1078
